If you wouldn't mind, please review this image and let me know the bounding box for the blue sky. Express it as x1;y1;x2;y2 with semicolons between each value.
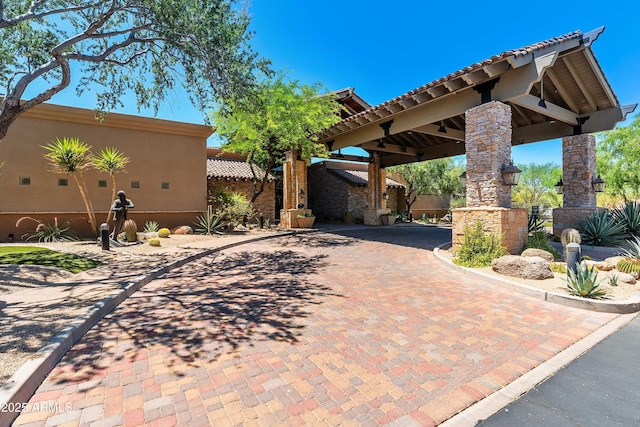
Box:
45;1;640;165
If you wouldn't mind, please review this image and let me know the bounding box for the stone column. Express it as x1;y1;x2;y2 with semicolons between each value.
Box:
280;150;311;228
452;101;527;253
552;134;599;236
364;152;390;225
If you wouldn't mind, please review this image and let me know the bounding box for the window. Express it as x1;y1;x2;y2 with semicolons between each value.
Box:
58;178;68;187
98;180;107;188
19;177;30;185
161;182;170;190
131;181;140;189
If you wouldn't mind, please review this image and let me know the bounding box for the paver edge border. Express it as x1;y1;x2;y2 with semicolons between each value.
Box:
440;311;640;426
0;229;317;427
433;243;640;314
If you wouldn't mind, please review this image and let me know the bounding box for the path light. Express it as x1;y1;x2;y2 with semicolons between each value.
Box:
555;178;564;194
501;160;521;186
592;175;606;193
459;171;467;187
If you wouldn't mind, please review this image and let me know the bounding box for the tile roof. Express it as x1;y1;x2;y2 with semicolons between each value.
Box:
206;158;275;181
329;168;404;188
331;30;584;129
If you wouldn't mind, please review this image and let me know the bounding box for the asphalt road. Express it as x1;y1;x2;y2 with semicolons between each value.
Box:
479;314;640;426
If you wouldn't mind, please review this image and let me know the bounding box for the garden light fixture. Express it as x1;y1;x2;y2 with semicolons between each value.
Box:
501;160;521;186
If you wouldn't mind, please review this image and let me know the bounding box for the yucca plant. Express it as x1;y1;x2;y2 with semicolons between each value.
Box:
575;210;626;246
193;211;225;235
93;147;129;224
612;201;640;236
16;216;79;242
566;263;608;299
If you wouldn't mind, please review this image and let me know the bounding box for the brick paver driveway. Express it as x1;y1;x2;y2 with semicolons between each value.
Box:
14;225;617;426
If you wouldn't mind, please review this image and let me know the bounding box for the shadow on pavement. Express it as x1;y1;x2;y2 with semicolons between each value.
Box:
50;248;342;384
318;223;452;251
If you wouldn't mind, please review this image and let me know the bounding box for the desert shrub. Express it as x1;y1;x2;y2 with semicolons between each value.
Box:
523;231;561;259
143;220;159;233
158;228;171;238
453;221;509;268
550;262;567;274
148;238;161;246
209;188;255;228
123;219;137;242
566;263;608;299
575;210;626;246
16;216;79;242
612;201;640;236
193;211;225;235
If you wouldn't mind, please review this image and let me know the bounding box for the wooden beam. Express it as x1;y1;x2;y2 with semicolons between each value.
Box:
581;106;635;134
511;103;532;126
411;123;465;141
444;78;464;92
509;94;578;125
359;141;418;156
483;61;510;78
546;68;580;113
495;51;558;100
582;49;617;107
513;121;574;145
562;55;598;111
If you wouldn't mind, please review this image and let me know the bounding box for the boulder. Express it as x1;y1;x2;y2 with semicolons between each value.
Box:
521;248;555;263
172;225;193;235
492;255;554;280
605;256;625;266
613;272;636;284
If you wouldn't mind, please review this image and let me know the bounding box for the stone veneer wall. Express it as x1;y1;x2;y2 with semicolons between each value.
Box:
562;134;597;208
207;179;276;222
452;207;528;254
465;101;513;208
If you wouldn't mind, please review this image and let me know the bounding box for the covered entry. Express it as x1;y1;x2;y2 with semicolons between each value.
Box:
282;27;635;252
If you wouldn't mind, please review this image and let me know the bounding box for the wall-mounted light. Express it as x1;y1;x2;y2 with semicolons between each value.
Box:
538;76;547;109
383;192;389;200
459;171;467;187
438;121;447;133
501;160;521;186
592;175;606;193
298;189;305;199
555;178;564;194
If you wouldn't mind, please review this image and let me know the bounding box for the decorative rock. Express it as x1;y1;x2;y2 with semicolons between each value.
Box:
605;256;625;266
521;248;555;263
595;261;614;271
172;225;193;235
492;255;554;280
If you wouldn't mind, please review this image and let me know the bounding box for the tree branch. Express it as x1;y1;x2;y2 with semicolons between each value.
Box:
0;1;103;29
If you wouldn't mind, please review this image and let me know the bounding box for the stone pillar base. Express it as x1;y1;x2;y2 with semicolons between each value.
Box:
552;207;603;238
452;207;528;254
280;208;312;229
364;208;391;226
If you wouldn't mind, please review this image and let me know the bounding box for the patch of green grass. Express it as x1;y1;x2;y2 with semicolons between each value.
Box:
0;247;102;273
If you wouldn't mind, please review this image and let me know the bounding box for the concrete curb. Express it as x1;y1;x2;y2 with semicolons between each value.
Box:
441;312;640;426
433;243;640;314
0;229;315;427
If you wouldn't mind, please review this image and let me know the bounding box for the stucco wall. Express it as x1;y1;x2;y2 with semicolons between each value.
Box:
0;103;211;240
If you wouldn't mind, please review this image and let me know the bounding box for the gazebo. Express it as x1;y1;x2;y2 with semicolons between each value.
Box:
280;28;636;252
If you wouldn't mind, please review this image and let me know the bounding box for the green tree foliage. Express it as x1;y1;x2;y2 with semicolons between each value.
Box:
512;162;562;211
93;147;129;223
597;114;640;200
0;0;269;140
388;158;464;212
42;137;98;233
210;73;343;202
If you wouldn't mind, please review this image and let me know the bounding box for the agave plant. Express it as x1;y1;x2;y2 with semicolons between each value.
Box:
612;201;640;236
575;210;626;246
619;235;640;259
193;211;225;235
566;263;608;299
143;220;160;233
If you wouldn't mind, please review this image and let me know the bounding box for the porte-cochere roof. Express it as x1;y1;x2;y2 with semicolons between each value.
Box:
321;27;636;168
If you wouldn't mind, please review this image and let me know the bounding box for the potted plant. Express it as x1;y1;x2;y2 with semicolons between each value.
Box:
296;212;316;228
380;212;396;225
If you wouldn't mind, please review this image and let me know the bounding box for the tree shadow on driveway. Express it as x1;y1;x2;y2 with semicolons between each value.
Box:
51;248;342;384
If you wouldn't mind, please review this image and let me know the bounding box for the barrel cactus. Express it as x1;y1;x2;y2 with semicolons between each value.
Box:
123;219;137;242
149;237;161;247
158;228;171;238
617;235;640;274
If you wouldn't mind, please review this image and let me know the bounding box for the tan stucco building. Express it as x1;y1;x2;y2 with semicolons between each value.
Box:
0;103;212;240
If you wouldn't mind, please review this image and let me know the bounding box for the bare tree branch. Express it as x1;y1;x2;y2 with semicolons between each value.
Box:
0;2;104;29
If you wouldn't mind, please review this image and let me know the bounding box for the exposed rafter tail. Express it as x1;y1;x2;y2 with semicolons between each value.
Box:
582;26;605;47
